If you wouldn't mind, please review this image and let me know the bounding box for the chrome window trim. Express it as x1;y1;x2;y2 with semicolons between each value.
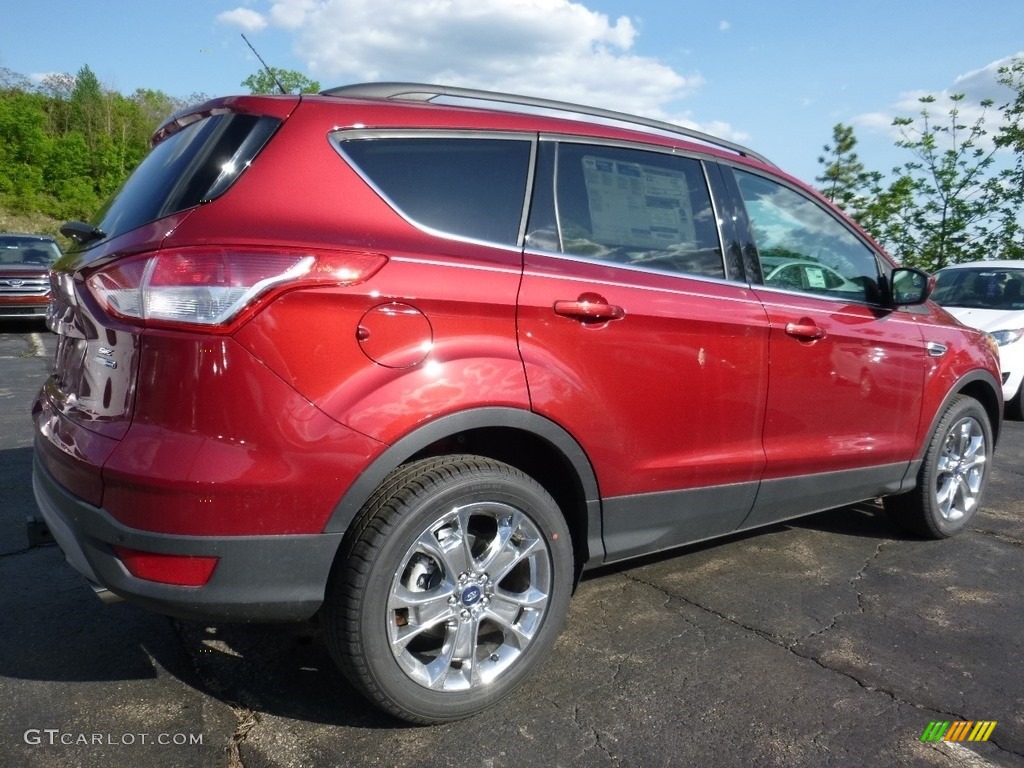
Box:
521;258;763;301
751;281;883;307
539;132;715;163
523;241;740;289
700;159;730;279
330;129;536;252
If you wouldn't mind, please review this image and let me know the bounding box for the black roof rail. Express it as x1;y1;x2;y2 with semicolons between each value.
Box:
321;82;773;167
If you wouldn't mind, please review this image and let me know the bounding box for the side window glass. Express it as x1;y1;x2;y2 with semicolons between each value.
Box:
530;143;724;279
733;169;882;303
338;136;532;246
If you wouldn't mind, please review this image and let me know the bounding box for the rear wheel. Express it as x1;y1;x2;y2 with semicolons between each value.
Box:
885;395;992;538
323;455;573;723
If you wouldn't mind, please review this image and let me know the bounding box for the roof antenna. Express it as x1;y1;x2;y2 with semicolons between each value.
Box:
241;33;287;94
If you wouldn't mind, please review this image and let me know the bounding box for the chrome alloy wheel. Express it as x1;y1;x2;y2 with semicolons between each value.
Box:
387;502;552;692
934;416;987;522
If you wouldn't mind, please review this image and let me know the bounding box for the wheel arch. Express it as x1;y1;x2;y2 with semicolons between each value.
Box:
917;370;1002;461
956;374;1003;447
323;407;604;575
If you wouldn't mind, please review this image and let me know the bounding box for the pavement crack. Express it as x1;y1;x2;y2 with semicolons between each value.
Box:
623;572;786;646
798;540;886;644
170;620;258;768
972;528;1024;548
620;566;972;721
226;707;257;768
574;704;616;765
0;547;32;558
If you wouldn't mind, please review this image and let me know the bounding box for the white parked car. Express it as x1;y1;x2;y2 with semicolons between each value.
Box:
932;260;1024;418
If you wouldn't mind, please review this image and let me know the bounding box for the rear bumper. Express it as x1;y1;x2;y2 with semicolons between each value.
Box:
32;447;343;622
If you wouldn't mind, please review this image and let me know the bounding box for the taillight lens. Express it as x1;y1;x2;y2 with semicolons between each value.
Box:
86;247;386;330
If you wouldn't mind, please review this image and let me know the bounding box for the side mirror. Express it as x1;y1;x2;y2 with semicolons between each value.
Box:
889;267;933;306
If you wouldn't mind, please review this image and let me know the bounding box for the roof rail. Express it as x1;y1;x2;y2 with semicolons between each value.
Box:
321;82;774;167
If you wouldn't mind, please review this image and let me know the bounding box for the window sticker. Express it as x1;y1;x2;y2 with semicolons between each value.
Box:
805;267;828;289
582;156;696;248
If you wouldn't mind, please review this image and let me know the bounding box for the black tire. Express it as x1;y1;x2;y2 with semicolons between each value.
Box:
323;455;574;724
1006;382;1024;421
885;395;993;538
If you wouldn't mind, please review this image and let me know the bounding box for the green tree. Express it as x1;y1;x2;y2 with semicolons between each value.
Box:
0;90;50;212
815;123;876;215
70;65;103;149
995;57;1024;259
242;67;320;95
872;94;1013;271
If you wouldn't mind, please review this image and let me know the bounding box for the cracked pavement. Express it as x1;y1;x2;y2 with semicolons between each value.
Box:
1;324;1022;767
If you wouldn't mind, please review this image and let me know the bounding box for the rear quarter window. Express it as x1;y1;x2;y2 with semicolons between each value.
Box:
335;135;533;246
88;113;281;246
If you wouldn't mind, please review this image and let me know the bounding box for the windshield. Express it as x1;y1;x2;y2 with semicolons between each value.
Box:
0;237;61;267
932;267;1024;311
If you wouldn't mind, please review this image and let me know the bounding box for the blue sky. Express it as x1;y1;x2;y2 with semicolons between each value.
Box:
3;0;1023;185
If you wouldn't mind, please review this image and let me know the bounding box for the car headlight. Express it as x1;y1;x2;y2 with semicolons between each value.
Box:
990;328;1024;346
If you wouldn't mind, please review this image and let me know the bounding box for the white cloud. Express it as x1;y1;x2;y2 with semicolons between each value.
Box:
217;7;269;33
28;72;66;84
952;52;1023;104
853;52;1023;140
230;0;740;136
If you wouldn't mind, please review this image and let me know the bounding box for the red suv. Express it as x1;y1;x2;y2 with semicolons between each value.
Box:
33;84;1002;723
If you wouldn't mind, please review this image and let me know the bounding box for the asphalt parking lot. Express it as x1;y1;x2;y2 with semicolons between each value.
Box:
1;321;1022;768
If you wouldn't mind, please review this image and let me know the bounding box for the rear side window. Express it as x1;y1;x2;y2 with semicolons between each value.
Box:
526;142;725;279
88;113;281;246
337;136;532;246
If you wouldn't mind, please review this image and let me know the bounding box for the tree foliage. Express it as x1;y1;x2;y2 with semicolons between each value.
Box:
0;65;188;221
817;57;1024;271
0;61;315;224
815;123;875;215
242;67;320;95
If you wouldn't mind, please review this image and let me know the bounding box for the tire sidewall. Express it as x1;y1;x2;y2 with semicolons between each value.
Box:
920;397;993;537
351;466;574;722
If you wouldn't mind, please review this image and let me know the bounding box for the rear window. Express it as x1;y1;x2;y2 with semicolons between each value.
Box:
336;136;532;246
87;113;281;246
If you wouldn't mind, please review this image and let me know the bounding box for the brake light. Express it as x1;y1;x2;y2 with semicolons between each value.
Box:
86;247;386;330
113;546;219;586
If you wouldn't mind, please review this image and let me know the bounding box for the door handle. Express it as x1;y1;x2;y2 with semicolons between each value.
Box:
785;321;826;341
553;293;625;323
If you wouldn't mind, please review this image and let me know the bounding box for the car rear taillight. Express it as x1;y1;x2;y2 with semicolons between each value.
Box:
86;247;386;331
113;546;219;587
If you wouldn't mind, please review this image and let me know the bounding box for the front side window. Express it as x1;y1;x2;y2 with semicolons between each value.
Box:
337;136;532;246
527;142;725;279
733;169;882;303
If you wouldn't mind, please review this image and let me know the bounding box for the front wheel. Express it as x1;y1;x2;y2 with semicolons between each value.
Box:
885;395;993;538
323;456;574;723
